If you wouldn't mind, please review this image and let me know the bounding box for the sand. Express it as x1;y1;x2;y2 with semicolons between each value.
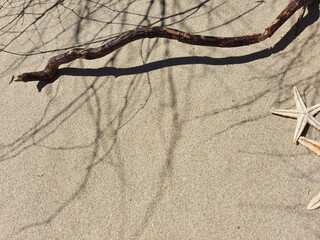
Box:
1;0;320;239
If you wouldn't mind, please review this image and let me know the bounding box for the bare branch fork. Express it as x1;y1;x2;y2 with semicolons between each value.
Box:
13;0;314;83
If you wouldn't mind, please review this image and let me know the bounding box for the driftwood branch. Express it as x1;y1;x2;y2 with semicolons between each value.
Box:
13;0;314;83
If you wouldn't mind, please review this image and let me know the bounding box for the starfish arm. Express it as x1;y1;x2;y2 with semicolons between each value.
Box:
270;109;300;118
298;137;320;156
307;116;320;131
308;103;320;115
294;86;307;112
307;191;320;210
293;115;307;143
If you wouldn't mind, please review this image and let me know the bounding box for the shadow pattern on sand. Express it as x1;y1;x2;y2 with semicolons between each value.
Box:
0;0;320;239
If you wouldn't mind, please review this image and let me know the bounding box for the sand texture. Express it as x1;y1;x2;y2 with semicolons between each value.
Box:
1;0;320;239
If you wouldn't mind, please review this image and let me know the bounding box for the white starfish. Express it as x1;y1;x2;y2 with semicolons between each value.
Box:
307;191;320;210
297;137;320;210
270;86;320;143
298;137;320;156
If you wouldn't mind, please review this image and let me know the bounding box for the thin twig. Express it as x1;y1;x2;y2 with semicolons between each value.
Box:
13;0;314;83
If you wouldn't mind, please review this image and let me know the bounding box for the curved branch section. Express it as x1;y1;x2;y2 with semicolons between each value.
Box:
14;0;314;82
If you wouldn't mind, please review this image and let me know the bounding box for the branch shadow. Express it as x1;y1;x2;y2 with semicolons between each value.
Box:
5;0;320;238
37;0;319;91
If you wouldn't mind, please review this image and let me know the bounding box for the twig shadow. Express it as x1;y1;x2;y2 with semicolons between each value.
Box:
37;0;319;92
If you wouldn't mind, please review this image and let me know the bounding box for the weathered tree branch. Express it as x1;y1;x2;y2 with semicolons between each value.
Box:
13;0;314;83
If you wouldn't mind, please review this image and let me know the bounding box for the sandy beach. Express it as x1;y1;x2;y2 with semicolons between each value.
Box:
1;0;320;239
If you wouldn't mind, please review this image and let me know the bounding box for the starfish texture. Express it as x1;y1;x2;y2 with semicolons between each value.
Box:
270;86;320;143
298;137;320;156
297;137;320;210
307;191;320;210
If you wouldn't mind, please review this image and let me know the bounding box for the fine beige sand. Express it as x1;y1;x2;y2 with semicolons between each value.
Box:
1;1;320;239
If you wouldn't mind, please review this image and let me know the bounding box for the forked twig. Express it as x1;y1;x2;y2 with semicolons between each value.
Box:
13;0;314;83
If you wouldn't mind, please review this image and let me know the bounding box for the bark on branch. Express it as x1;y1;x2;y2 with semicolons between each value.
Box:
13;0;314;83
